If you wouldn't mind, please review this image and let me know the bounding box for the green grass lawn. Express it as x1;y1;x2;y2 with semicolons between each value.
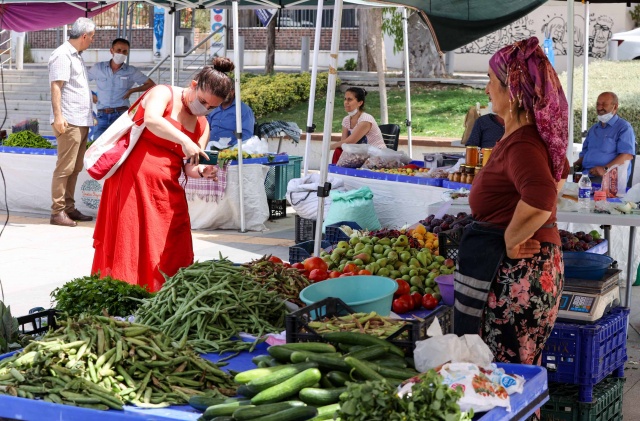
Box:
257;84;488;138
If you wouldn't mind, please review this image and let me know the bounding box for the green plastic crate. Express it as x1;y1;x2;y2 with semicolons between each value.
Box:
265;156;303;200
541;378;625;421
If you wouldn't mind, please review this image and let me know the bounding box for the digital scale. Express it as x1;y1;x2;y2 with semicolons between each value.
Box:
556;269;621;323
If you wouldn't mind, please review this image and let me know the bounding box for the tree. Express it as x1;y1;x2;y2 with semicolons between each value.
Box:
407;12;446;78
356;8;388;124
265;15;276;74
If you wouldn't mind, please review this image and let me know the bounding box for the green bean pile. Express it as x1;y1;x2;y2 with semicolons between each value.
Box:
136;259;288;354
241;256;310;308
0;315;235;410
3;130;54;149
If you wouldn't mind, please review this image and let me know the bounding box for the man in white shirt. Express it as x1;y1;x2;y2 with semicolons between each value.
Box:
88;38;155;139
48;17;96;227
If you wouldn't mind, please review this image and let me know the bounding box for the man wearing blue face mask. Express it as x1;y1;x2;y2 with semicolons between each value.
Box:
87;38;155;139
573;91;636;184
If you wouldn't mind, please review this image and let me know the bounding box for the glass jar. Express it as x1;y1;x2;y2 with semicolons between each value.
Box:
453;172;461;182
481;148;493;166
475;165;483;174
466;146;479;167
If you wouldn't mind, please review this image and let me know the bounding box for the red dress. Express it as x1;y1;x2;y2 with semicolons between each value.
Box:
92;86;205;292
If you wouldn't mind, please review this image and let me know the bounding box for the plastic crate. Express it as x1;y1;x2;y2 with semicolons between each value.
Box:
268;199;287;219
438;228;463;263
542;307;628;402
295;215;318;243
265;156;303;200
325;221;362;245
285;297;453;355
289;240;331;264
16;309;58;335
541;377;625;420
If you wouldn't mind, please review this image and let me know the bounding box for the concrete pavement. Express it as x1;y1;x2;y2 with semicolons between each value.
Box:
0;209;639;418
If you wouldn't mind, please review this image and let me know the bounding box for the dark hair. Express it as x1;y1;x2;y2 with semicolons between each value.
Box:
346;87;367;111
112;38;130;48
194;65;234;101
211;56;235;73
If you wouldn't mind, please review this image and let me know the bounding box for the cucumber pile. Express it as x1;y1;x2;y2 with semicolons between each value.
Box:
191;332;419;421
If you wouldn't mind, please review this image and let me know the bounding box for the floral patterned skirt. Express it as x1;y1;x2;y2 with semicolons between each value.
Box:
481;243;564;365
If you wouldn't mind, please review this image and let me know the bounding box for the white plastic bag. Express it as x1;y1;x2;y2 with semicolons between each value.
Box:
413;334;494;372
240;135;269;155
361;147;412;169
438;363;512;413
336;143;371;168
623;181;640;202
286;174;346;220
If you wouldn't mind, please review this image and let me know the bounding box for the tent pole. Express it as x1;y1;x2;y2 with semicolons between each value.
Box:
303;0;325;176
402;7;412;158
566;0;575;165
313;0;343;255
581;1;590;139
171;5;175;86
232;0;246;232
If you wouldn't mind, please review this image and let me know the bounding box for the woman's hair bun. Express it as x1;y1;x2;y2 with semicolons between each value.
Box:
212;56;235;73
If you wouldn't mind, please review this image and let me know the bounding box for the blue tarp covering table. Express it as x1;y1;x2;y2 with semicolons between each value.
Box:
0;343;547;421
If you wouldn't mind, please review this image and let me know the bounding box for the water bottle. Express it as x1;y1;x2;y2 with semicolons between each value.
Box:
578;170;592;212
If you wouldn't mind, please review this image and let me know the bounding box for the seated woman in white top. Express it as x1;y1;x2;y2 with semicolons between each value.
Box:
331;87;386;164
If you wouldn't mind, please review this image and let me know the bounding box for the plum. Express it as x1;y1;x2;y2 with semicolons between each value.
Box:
431;218;443;227
433;226;443;234
584;234;593;242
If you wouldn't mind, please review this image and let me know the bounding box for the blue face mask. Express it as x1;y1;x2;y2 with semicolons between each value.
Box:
597;112;614;124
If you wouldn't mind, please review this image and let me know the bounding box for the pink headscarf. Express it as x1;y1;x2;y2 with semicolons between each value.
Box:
489;37;568;181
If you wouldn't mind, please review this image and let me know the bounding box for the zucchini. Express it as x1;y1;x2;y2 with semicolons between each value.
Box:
267;345;298;363
251;368;322;405
232;401;306;421
322;332;405;357
363;361;419;380
343;356;386;382
308;403;341;421
280;342;337;353
289;352;351;372
210;417;234;421
298;387;347;406
344;345;389;361
319;374;333;389
372;355;408;368
326;371;351;387
202;401;253;419
251;406;318;421
234;365;289;384
236;384;259;398
188;395;226;412
246;362;319;393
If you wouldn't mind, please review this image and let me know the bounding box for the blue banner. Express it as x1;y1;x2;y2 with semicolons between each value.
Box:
255;9;277;27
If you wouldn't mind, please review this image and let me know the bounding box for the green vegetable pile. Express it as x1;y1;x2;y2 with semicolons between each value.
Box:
0;315;235;410
339;371;472;421
2;130;53;149
51;274;153;318
135;258;288;354
0;301;20;354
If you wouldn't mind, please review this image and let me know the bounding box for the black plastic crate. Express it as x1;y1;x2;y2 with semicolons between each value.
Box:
541;377;625;420
268;199;287;220
16;309;58;336
438;228;463;263
295;215;317;243
289;240;331;264
285;297;453;355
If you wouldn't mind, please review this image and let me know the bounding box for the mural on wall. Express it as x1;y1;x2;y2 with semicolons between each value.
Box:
456;12;614;58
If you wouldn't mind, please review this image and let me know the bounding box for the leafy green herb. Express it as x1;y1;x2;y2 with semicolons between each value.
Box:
3;130;53;148
50;274;153;317
339;370;472;421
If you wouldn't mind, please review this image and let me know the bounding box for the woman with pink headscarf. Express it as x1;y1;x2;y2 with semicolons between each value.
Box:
453;37;570;369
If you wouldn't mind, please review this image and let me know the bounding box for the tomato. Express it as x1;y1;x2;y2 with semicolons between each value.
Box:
422;293;438;310
268;255;283;264
283;262;292;268
411;292;423;310
309;269;329;283
343;263;358;274
303;257;328;273
394;279;411;298
291;262;305;271
328;271;341;279
358;269;372;275
302;270;311;279
392;297;412;314
339;272;354;277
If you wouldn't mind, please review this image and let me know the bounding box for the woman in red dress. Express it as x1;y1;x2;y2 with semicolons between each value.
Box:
92;60;234;292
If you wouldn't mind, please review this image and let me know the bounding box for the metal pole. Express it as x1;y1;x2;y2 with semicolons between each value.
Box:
303;0;325;176
566;0;575;164
170;6;175;86
581;1;590;139
313;0;343;255
233;0;246;232
402;8;412;158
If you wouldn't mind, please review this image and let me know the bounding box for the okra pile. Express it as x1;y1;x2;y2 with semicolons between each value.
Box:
0;315;235;410
136;258;288;354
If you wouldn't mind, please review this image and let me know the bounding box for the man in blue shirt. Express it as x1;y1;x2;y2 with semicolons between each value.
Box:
87;38;155;139
466;103;504;148
574;91;636;184
206;89;255;147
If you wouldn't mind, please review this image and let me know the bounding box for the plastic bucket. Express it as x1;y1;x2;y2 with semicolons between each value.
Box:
299;276;398;316
435;274;455;305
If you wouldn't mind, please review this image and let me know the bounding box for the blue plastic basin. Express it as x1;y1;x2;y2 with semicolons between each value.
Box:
564;252;614;280
299;276;398;316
